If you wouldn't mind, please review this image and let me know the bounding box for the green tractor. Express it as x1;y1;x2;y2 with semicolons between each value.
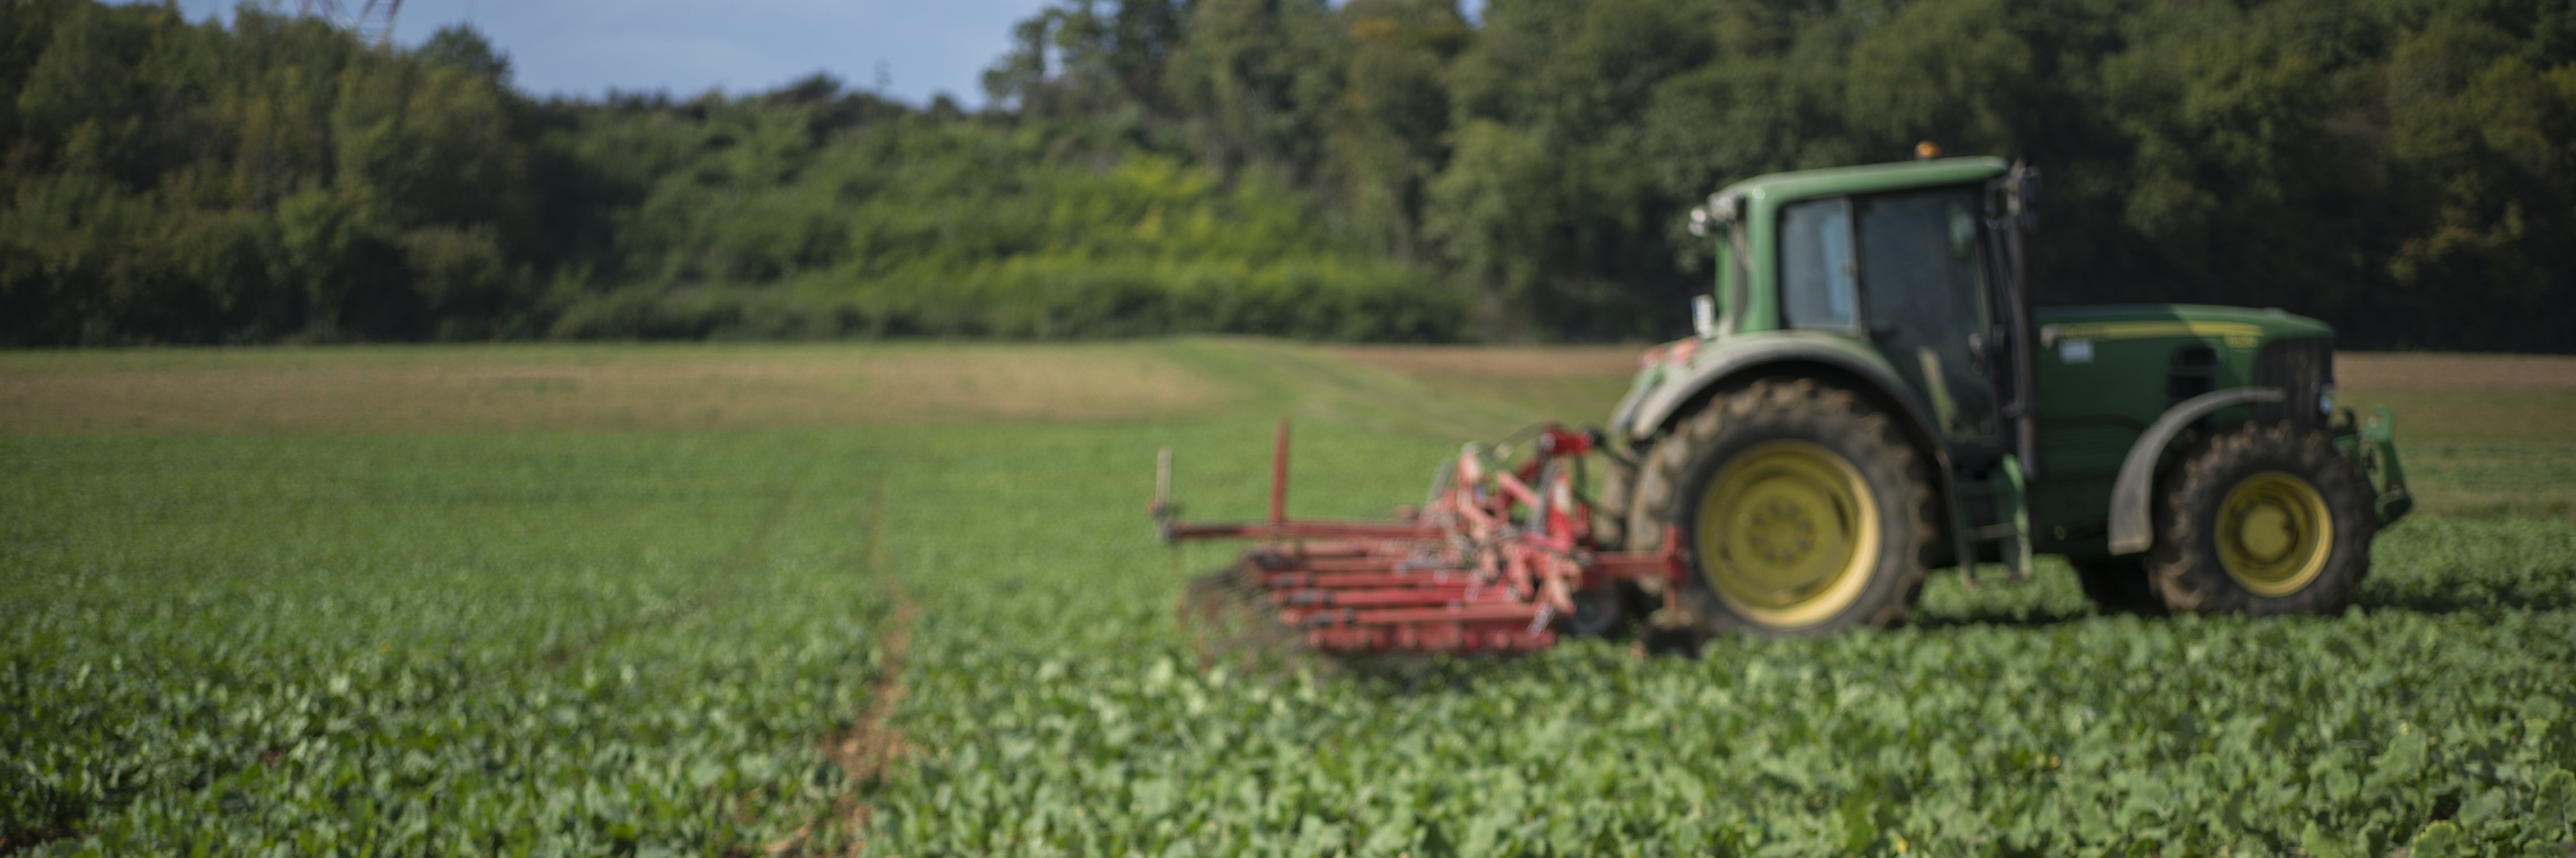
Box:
1597;156;2414;635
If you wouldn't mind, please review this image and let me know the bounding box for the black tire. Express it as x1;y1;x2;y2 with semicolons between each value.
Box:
1592;457;1635;550
1562;584;1628;638
1625;378;1938;637
2146;422;2375;615
2071;556;2167;616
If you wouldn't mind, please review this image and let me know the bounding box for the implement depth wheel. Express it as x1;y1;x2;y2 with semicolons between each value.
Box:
2146;422;2375;615
1627;378;1937;637
1562;585;1629;638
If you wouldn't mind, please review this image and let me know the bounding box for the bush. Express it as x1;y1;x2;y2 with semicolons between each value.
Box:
545;258;1464;343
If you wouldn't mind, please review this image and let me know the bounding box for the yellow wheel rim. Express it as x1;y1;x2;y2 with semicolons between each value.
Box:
2214;471;2333;597
1693;441;1881;628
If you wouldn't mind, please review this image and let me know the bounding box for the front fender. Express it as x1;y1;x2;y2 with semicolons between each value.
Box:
2105;387;2285;555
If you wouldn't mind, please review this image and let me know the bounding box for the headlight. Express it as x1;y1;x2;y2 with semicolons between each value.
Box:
2318;383;2335;415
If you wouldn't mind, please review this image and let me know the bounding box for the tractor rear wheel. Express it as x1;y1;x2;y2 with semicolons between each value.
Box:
2145;422;2375;615
1626;378;1938;637
1592;459;1635;550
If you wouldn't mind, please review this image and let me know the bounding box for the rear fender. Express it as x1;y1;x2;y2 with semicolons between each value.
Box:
1621;335;1944;457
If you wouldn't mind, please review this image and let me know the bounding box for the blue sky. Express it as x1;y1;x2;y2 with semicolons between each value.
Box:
144;0;1060;106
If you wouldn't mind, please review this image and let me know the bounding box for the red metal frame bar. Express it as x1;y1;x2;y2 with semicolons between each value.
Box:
1260;571;1474;589
1163;520;1438;542
1158;421;1692;655
1269;419;1291;526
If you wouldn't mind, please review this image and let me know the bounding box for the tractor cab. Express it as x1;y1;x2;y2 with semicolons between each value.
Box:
1614;157;2049;585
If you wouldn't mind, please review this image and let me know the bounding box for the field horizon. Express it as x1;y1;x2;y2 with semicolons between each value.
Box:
7;338;2569;519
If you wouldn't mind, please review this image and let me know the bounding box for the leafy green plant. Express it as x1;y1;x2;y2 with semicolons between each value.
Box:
3;344;2570;856
2;433;889;852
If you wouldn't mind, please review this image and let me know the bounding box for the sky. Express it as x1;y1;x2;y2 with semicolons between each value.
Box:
141;0;1061;106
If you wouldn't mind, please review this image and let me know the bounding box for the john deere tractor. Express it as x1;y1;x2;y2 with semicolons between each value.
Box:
1596;157;2414;635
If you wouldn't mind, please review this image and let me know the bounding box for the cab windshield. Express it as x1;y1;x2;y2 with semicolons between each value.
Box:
1854;188;1990;342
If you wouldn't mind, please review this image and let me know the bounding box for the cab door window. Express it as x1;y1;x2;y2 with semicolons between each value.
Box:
1855;187;1999;441
1856;190;1990;352
1777;197;1859;331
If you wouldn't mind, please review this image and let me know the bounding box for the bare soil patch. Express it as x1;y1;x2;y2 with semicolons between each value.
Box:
1326;344;1644;429
2334;353;2576;442
1339;346;2576;392
2337;352;2576;393
2331;353;2576;520
0;344;1219;435
1330;344;1645;380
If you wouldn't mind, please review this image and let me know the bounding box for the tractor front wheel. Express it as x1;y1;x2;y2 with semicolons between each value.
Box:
2146;422;2375;615
1626;378;1938;637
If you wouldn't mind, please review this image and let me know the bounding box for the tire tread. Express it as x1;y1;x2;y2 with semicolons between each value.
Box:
2144;422;2375;616
1623;378;1939;637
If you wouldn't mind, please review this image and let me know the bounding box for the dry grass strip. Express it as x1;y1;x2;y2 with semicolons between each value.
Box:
0;344;1217;435
1339;346;2576;393
1330;344;1646;381
2338;352;2576;393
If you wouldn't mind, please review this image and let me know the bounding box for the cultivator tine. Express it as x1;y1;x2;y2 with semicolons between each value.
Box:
1160;421;1691;664
1423;460;1454;516
1178;562;1308;673
1269;419;1291;527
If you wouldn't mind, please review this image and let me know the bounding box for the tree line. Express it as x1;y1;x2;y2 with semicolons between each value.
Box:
3;0;2570;349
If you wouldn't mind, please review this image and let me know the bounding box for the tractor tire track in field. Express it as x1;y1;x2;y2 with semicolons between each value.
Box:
768;485;914;857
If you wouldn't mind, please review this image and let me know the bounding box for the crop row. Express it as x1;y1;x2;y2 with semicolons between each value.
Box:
7;417;2573;856
2;433;889;854
860;420;2576;857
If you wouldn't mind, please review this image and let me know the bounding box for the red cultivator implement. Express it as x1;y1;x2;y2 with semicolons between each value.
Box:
1156;420;1689;658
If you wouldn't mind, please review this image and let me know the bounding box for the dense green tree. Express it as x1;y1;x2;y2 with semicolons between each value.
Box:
0;0;1449;344
1;0;2569;349
0;2;541;342
1316;0;1468;261
1408;0;2572;346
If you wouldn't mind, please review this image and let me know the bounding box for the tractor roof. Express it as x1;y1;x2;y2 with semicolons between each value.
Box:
1722;156;2009;204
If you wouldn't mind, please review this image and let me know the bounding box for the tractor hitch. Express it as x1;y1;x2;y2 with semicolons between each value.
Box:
2349;406;2413;524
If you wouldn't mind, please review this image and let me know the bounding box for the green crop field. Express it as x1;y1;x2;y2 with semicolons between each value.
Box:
4;340;2573;856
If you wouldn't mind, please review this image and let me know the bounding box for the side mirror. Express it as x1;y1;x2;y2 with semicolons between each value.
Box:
1687;192;1742;238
